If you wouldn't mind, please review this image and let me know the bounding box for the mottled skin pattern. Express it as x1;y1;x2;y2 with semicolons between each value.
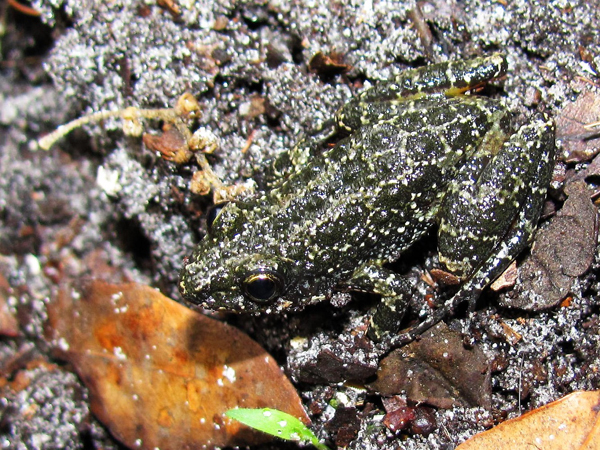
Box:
180;54;556;346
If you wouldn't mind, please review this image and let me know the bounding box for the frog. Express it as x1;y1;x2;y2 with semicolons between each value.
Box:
179;53;556;347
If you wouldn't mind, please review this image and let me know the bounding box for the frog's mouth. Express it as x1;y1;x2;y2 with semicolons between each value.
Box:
205;290;263;313
200;288;298;314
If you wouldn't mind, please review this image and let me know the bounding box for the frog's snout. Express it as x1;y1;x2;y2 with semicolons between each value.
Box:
178;259;249;312
178;260;209;302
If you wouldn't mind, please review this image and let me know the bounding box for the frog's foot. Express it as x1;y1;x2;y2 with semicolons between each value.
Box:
373;308;447;352
347;263;469;349
344;263;414;342
372;286;481;352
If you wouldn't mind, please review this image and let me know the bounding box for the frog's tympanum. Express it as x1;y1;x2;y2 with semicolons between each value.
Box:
179;54;555;346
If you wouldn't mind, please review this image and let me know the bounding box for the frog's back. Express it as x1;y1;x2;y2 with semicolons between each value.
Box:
262;96;509;270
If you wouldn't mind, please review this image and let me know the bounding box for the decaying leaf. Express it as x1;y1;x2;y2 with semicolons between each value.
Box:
500;180;598;310
489;260;518;292
571;151;600;181
368;322;491;409
239;95;267;119
556;89;600;162
293;342;379;384
142;125;193;164
457;391;600;449
0;273;19;337
324;406;361;447
45;281;308;450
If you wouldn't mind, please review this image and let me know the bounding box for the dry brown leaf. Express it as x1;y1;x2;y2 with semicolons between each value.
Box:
457;391;600;450
45;280;308;450
490;260;518;292
142;125;193;164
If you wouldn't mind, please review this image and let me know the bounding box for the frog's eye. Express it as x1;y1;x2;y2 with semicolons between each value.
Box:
242;270;284;303
206;202;229;231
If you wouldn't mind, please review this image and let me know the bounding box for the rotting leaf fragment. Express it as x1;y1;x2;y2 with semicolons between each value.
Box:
368;323;491;410
44;281;308;450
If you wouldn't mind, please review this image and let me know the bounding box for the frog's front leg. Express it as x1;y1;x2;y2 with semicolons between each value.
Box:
343;263;414;341
267;120;336;183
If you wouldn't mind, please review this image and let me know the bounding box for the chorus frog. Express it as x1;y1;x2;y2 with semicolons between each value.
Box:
179;54;555;346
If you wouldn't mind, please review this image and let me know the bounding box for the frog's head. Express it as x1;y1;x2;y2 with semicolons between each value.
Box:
179;202;307;313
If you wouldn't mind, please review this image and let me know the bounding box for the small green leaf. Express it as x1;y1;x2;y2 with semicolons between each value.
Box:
226;407;329;450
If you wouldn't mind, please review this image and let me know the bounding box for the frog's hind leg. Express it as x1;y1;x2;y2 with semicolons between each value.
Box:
438;111;555;302
337;53;508;132
381;112;555;350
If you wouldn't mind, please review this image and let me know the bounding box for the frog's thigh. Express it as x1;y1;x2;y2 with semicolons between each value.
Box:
438;112;555;303
346;263;413;340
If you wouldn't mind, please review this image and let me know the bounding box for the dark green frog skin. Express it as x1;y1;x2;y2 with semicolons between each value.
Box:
179;54;556;345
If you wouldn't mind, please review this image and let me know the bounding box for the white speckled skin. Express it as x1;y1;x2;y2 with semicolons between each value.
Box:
179;54;555;342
